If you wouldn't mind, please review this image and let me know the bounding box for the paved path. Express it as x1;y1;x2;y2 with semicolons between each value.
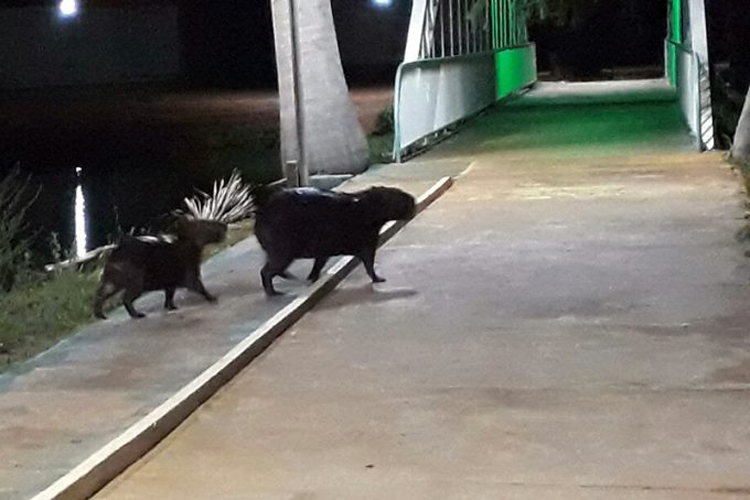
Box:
0;162;464;499
95;81;750;498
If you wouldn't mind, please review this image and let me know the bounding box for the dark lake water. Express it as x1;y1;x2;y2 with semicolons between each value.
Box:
0;85;392;264
0;87;284;262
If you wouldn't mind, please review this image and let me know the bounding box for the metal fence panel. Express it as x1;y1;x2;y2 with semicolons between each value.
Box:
668;40;713;151
393;44;536;160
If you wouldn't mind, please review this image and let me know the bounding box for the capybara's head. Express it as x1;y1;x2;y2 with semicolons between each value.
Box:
360;187;416;221
173;218;228;247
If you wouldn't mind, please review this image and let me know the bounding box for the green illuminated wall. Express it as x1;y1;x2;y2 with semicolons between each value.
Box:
667;0;682;85
490;0;535;100
495;46;536;100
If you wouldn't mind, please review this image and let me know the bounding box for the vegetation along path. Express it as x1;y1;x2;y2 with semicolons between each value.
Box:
95;80;750;498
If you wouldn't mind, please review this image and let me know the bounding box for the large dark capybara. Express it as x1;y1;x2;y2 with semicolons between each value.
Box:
93;218;227;319
254;186;416;296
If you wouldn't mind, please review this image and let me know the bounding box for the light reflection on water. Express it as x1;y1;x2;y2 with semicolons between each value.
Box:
74;167;88;258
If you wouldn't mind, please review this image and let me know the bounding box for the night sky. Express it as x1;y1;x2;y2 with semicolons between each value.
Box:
173;0;747;89
3;0;742;89
178;0;411;88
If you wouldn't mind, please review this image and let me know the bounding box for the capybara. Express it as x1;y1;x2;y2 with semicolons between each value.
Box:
93;218;227;319
254;186;416;296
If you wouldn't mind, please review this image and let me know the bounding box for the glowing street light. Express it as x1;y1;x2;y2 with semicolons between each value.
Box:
372;0;394;7
58;0;79;18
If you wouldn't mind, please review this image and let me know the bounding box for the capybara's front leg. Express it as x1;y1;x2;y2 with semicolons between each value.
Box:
193;279;217;303
261;255;293;296
164;287;178;310
93;281;120;320
122;287;146;319
184;270;216;303
360;246;385;283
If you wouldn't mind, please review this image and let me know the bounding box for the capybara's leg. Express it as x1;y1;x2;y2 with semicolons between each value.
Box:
261;256;293;296
164;287;178;310
183;269;217;303
191;279;217;303
122;286;146;319
360;246;385;283
93;281;121;319
307;257;329;282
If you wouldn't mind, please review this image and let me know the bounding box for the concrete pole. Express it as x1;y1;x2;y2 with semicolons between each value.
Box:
288;0;308;186
270;0;369;178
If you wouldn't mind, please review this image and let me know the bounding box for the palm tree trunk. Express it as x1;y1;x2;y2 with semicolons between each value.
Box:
732;86;750;162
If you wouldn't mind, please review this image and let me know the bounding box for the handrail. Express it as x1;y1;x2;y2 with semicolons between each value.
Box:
393;42;536;162
665;38;706;150
393;49;499;162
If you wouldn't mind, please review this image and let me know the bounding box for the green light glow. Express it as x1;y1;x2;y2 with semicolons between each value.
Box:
496;47;536;100
491;0;534;99
671;0;682;43
667;0;682;85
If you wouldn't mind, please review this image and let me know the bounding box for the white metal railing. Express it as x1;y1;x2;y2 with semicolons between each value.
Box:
395;0;535;160
412;0;529;61
418;0;492;59
667;39;715;151
393;43;536;161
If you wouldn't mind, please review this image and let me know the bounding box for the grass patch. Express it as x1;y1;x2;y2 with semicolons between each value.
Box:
368;105;395;164
368;132;394;164
0;269;100;369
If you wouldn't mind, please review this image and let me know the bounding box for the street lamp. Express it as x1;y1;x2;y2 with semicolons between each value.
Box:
58;0;79;18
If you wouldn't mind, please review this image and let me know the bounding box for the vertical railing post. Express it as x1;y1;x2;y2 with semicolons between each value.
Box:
449;0;454;56
439;0;445;57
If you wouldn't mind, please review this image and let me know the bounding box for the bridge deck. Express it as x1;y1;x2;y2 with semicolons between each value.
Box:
96;81;750;498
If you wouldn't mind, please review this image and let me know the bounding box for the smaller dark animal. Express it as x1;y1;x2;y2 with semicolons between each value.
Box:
93;218;227;319
255;186;416;296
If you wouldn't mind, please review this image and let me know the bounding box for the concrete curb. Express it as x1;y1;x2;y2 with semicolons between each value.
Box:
32;176;454;500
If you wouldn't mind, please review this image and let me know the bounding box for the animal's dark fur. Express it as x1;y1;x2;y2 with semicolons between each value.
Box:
93;218;227;319
254;186;416;296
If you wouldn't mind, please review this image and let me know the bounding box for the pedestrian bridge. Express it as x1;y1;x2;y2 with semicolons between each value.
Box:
392;0;715;162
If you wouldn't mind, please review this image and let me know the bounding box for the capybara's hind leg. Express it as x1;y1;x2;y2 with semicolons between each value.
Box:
164;287;177;310
93;281;120;319
122;286;146;319
307;257;329;282
360;246;385;283
261;256;293;296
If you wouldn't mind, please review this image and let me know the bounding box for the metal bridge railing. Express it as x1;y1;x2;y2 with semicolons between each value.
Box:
666;39;715;151
394;0;537;161
417;0;529;60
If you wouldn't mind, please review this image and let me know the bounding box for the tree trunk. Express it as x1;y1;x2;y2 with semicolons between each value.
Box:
731;86;750;162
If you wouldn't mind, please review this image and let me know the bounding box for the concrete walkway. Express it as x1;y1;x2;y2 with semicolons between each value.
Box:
95;81;750;498
0;163;466;499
